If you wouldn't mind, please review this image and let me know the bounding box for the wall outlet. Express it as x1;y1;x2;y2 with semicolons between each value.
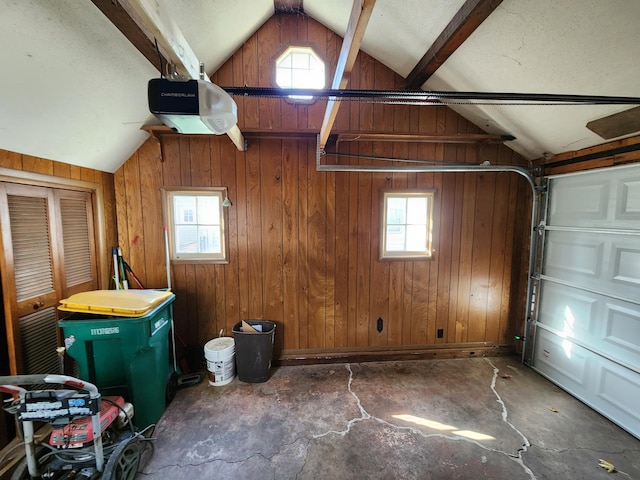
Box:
437;328;444;338
377;317;383;332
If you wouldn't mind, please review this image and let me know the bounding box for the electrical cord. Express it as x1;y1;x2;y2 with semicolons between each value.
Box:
155;38;165;78
0;440;29;468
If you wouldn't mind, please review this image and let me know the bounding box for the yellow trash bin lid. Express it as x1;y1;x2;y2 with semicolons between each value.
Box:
59;289;173;317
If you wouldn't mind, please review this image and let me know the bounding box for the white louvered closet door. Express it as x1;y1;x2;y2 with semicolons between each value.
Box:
57;190;97;297
0;182;97;375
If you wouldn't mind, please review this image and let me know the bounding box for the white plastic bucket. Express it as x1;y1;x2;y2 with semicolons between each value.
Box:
204;337;235;386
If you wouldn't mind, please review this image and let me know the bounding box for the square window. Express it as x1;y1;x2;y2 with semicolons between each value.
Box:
381;190;435;260
163;188;229;263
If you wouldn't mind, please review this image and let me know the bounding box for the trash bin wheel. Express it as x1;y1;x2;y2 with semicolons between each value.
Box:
166;370;178;404
103;436;141;480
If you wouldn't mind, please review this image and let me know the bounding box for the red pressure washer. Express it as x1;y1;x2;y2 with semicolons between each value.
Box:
0;374;153;480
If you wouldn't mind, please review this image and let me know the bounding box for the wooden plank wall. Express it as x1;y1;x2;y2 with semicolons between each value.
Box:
0;148;118;289
115;14;532;357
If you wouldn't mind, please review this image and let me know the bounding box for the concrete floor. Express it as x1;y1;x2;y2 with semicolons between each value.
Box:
137;356;640;479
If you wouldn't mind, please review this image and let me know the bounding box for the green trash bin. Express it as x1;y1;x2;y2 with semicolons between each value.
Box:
58;290;175;429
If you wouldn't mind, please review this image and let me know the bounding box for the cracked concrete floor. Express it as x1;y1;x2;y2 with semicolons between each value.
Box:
137;356;639;479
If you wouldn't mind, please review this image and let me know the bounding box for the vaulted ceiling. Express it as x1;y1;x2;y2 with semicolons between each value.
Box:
2;0;639;173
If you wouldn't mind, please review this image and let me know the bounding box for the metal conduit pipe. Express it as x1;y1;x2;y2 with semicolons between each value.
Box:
316;141;539;364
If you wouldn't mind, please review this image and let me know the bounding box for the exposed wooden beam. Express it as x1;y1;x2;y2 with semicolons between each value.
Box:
124;0;246;151
127;0;201;78
405;0;503;89
143;126;513;147
274;0;303;14
318;0;376;150
91;0;169;73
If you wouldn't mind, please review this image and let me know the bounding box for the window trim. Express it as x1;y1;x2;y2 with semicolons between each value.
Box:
162;186;229;264
380;189;435;261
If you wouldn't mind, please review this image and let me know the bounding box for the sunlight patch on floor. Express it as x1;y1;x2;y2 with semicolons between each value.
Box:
392;414;495;441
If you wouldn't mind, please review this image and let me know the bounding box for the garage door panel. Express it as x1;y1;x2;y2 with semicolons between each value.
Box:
549;169;640;230
544;231;640;301
597;365;640;419
604;304;640;361
549;178;609;224
544;231;603;277
611;243;640;287
534;328;590;386
616;177;640;222
538;283;597;336
539;282;640;372
534;330;640;439
534;164;640;440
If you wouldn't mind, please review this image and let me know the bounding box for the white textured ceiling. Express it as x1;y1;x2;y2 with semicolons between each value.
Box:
1;0;639;173
423;0;640;159
156;0;274;76
1;0;155;173
306;0;469;78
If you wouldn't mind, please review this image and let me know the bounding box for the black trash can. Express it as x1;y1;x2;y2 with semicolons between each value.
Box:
232;320;276;383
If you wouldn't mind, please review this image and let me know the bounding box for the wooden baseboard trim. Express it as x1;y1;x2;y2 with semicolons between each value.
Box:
275;343;516;366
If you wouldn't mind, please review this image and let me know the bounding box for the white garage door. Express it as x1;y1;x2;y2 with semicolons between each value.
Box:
532;163;640;439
